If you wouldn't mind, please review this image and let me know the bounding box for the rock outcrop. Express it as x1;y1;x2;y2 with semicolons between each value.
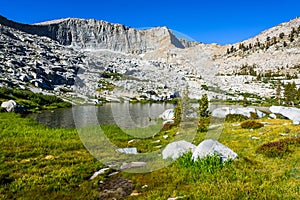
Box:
270;106;300;125
0;22;84;91
1;100;17;112
212;107;266;118
0;15;299;103
159;109;175;121
162;140;196;160
192;139;237;162
0;15;186;54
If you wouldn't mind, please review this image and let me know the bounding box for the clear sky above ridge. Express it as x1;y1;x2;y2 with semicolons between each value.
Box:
0;0;299;44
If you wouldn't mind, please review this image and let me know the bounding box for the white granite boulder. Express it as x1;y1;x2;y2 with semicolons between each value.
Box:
120;162;147;170
116;147;138;154
162;140;196;160
192;139;237;162
270;106;300;125
1;100;17;112
212;107;265;119
159;109;174;121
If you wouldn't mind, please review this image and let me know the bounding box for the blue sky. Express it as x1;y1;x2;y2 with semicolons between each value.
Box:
0;0;299;44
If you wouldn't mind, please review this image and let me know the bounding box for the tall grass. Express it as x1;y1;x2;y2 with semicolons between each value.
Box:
0;113;104;199
0;113;299;199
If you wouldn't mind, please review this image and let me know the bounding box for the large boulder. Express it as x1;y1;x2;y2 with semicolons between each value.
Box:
162;140;196;160
159;109;174;121
212;107;265;119
192;139;237;162
270;106;300;125
1;100;17;112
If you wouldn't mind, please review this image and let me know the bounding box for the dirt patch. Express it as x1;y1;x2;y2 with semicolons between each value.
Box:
99;176;134;200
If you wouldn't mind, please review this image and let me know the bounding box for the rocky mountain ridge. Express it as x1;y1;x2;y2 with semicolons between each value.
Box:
0;16;194;54
0;15;299;103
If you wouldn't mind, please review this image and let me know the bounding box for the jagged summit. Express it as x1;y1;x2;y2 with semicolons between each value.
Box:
0;15;189;54
34;18;73;25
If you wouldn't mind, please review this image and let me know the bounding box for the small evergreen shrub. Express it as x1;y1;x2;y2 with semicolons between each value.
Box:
241;120;264;129
161;121;175;132
256;137;299;157
197;117;210;132
225;114;249;122
250;112;259;119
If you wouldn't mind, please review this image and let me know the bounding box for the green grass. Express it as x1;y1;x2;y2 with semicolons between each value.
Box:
0;113;104;199
0;113;299;199
125;118;300;199
0;86;72;112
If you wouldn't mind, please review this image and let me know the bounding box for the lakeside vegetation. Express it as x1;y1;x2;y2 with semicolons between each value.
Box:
0;106;299;199
0;86;72;112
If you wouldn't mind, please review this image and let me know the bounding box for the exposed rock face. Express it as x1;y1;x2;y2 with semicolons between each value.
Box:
0;23;84;91
162;140;196;160
270;106;300;125
0;15;299;103
192;139;237;162
0;15;186;54
212;107;266;118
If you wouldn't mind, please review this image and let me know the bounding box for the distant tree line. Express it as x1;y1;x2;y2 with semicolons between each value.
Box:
277;81;300;106
226;25;300;55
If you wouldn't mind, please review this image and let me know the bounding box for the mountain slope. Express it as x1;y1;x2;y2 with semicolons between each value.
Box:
0;16;299;103
0;16;190;54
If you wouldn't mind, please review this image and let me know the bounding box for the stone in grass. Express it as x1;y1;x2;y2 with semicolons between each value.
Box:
1;100;17;112
162;140;196;160
269;113;277;119
90;168;110;180
120;162;147;170
116;148;138;154
192;139;237;163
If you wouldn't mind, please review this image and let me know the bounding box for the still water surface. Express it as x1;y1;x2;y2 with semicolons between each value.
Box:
28;103;174;128
28;103;267;128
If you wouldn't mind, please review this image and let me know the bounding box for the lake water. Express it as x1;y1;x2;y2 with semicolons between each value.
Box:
28;103;174;128
27;103;269;128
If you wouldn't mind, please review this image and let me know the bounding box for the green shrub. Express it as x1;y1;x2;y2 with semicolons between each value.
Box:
176;151;229;173
161;121;175;132
256;137;299;157
225;114;249;122
173;101;181;125
197;117;210;132
250;112;259;119
241;120;264;129
0;86;70;111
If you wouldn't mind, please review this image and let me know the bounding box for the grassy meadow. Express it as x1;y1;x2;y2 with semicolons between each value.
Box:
0;112;299;199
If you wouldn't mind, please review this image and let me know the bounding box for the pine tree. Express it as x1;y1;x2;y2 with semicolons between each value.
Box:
198;94;210;132
284;82;296;106
279;32;285;39
198;94;209;118
181;86;191;121
276;80;281;105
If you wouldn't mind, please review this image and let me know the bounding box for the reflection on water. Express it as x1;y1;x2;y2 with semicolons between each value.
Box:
27;102;268;129
28;103;174;128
